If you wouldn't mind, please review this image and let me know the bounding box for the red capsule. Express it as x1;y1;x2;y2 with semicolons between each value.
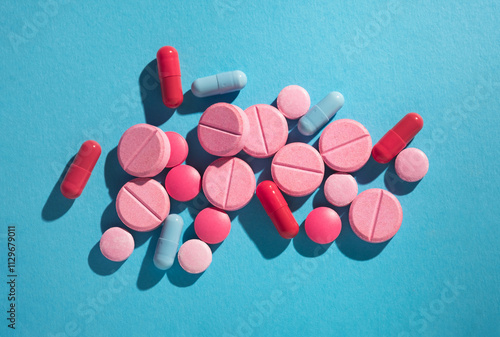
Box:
256;181;299;239
157;46;183;109
372;112;424;164
60;140;101;199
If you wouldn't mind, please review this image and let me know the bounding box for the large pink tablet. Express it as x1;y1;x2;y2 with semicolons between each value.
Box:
99;227;134;262
116;178;170;232
271;143;324;197
243;104;288;158
198;103;249;157
118;124;170;177
195;207;231;244
349;188;403;243
165;165;201;202
319;119;372;172
324;173;358;207
165;131;189;168
395;148;429;182
178;239;212;274
305;207;342;244
277;85;311;120
202;157;256;211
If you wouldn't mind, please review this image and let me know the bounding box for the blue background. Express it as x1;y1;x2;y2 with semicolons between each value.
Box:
1;0;499;336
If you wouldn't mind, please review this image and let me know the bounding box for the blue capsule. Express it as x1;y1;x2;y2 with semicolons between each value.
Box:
191;70;247;97
153;214;184;270
297;92;344;136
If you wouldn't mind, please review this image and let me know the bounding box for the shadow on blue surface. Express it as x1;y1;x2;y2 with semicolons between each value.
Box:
177;89;239;115
87;241;125;276
352;155;389;185
384;161;421;195
185;126;217;175
41;156;75;221
293;220;333;258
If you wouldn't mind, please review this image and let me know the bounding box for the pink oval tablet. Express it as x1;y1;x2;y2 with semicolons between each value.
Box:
198;103;249;157
195;207;231;244
319;119;372;172
395;148;429;182
202;157;256;211
178;239;212;274
349;188;403;243
305;207;342;244
99;227;134;262
165;165;201;202
165;131;188;168
271;143;324;197
277;85;311;120
118;124;170;177
243;104;288;158
116;178;170;232
324;173;358;207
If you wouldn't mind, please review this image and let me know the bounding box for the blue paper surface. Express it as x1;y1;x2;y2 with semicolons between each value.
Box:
1;0;499;336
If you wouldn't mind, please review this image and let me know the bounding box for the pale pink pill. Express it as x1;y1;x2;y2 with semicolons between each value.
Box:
198;103;249;157
116;178;170;232
202;157;256;211
349;188;403;243
271;143;324;197
165;165;201;202
118;124;170;177
195;207;231;244
165;131;188;168
277;85;311;119
319;119;372;172
324;173;358;207
243;104;288;158
99;227;134;262
305;207;342;244
395;148;429;182
178;239;212;274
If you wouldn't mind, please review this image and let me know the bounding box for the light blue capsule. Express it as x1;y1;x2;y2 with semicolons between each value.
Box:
191;70;247;97
153;214;184;270
297;92;344;136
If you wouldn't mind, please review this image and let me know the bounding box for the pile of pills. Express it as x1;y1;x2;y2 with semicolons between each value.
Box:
60;46;429;274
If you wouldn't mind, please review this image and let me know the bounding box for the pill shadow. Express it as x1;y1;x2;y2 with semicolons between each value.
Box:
352;156;389;185
136;226;166;290
384;161;421;195
139;59;175;126
87;241;125;276
42;156;75;221
293;220;333;258
286;126;311;144
177;90;239;115
104;147;133;199
185;126;217;175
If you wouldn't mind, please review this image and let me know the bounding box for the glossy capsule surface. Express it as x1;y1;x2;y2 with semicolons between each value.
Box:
157;46;183;108
191;70;247;98
154;214;184;270
297;91;344;136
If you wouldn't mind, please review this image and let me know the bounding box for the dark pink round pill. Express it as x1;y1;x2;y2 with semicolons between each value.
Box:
305;207;342;244
165;131;189;168
165;165;201;202
195;207;231;244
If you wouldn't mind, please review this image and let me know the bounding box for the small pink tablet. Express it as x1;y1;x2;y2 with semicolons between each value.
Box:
118;124;170;177
271;143;324;197
195;207;231;244
116;178;170;232
100;227;134;262
349;188;403;243
165;131;188;168
277;85;311;120
198;103;249;157
165;165;201;202
178;239;212;274
243;104;288;158
202;157;256;211
324;173;358;207
395;148;429;182
319;119;372;172
305;207;342;244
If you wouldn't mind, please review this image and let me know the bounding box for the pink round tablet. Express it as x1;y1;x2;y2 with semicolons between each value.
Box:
178;239;212;274
319;119;372;172
305;207;342;244
277;85;311;120
165;165;201;202
165;131;188;168
324;173;358;207
271;143;324;197
116;178;170;232
349;188;403;243
99;227;134;262
118;124;170;177
195;207;231;244
202;157;256;211
198;103;249;157
243;104;288;158
395;148;429;182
